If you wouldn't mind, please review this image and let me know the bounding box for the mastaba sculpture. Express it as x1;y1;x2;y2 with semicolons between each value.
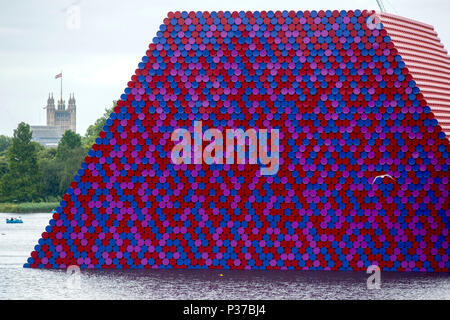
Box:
26;10;449;271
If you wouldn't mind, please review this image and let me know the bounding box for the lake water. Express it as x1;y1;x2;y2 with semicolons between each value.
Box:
0;212;449;300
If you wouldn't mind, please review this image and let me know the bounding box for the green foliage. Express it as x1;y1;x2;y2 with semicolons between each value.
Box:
0;201;60;213
56;130;82;161
54;130;87;196
38;147;57;160
0;101;115;205
0;156;7;181
38;158;62;201
0;136;10;182
57;146;86;196
0;123;41;202
0;135;11;154
38;140;87;199
82;102;116;149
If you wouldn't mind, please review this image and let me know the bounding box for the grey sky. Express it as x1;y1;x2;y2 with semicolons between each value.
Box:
1;0;449;137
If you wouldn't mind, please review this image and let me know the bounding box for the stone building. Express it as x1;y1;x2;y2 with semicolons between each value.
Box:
31;93;76;148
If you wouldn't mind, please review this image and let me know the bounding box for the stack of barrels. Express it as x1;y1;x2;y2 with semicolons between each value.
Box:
26;10;449;272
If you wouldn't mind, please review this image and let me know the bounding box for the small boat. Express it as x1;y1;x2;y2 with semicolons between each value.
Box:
6;218;23;224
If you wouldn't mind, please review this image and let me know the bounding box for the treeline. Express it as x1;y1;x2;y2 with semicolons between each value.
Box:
0;104;114;203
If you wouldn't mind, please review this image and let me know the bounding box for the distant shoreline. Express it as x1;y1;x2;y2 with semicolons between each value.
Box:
0;202;59;213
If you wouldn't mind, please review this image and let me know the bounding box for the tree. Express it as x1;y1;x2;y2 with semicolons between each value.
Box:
82;102;116;149
39;158;62;201
0;101;119;202
0;122;41;202
36;147;59;201
56;130;82;161
0;135;11;154
0;156;7;182
38;147;57;161
0;135;12;182
52;130;87;197
58;147;86;196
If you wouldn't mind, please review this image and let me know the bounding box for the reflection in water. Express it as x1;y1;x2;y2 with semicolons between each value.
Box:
0;213;449;300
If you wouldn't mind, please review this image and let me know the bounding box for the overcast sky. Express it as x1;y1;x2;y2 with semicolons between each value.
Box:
1;0;449;137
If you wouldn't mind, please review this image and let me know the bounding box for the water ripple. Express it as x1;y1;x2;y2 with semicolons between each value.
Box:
1;212;449;300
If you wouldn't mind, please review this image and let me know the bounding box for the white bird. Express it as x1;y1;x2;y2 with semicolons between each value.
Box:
371;174;395;184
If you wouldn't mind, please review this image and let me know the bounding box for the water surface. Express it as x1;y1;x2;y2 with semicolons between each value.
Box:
0;212;448;300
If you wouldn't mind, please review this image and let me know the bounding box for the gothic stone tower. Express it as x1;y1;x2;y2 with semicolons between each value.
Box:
46;93;76;132
46;93;55;126
68;93;76;132
32;92;77;147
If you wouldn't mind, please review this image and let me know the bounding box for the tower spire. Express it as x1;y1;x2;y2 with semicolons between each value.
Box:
60;71;62;101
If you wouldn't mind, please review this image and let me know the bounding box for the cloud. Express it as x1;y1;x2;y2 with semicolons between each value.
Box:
68;54;139;87
1;0;450;138
0;26;25;36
